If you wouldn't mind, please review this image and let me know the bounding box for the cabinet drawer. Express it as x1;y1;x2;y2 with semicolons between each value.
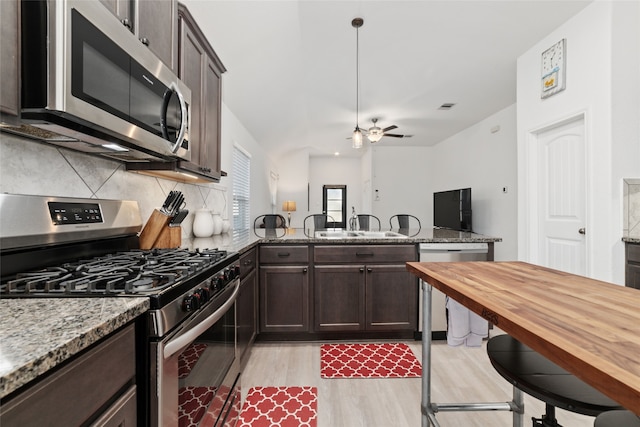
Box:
240;248;257;278
314;245;416;264
1;324;135;426
260;245;309;264
627;243;640;263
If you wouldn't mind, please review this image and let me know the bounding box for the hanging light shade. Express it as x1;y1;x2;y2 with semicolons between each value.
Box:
352;126;363;148
352;17;364;149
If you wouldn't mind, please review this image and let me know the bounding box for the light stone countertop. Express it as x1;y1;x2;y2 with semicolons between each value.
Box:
0;297;149;399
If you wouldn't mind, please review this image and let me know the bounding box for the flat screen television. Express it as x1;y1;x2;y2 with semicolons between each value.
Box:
433;188;472;232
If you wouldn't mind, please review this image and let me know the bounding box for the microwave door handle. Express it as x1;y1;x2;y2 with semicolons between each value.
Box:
161;82;188;154
163;280;240;360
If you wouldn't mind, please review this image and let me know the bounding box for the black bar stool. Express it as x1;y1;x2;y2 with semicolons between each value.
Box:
487;334;623;426
594;410;640;427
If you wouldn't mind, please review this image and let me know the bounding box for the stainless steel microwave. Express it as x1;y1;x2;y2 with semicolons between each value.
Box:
17;0;191;162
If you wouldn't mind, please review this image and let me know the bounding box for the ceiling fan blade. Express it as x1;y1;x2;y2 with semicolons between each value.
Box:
384;133;405;138
382;125;398;132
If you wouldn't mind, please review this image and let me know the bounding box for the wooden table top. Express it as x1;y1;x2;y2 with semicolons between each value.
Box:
406;261;640;415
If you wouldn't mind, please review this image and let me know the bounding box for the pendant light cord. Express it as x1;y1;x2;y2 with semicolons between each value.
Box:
355;24;360;129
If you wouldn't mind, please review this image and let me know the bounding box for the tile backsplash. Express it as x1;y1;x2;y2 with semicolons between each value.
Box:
0;133;229;239
624;178;640;238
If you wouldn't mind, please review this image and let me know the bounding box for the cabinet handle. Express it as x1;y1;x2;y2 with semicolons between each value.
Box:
243;260;253;266
302;268;308;274
121;18;131;29
367;268;372;273
359;267;364;273
356;252;374;257
140;37;150;46
277;252;290;257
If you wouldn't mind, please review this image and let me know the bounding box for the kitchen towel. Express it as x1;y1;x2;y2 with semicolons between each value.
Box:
238;386;317;427
445;296;488;347
320;342;422;378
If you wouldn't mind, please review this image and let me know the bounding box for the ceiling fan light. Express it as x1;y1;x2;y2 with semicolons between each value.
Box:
352;128;363;148
367;127;383;143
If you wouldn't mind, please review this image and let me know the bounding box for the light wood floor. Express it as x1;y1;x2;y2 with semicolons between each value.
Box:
240;334;595;427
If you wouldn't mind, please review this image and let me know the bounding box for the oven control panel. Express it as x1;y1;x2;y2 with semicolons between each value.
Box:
48;201;103;225
182;263;240;312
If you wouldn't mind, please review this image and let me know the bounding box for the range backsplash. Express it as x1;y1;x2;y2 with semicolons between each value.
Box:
624;178;640;238
0;133;229;239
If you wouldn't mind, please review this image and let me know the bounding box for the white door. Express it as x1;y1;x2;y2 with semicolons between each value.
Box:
536;117;587;275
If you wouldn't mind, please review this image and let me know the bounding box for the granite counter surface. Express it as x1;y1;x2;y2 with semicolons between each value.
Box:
623;236;640;244
183;228;501;251
0;297;149;399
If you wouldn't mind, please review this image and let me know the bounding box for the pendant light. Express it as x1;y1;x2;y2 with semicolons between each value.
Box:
352;17;364;149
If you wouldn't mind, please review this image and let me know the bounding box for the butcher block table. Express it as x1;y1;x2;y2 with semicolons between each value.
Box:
406;261;640;427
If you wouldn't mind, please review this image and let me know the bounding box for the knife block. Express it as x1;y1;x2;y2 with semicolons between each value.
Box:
155;226;182;249
139;209;181;249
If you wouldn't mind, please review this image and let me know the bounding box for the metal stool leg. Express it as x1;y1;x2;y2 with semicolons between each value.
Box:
532;403;562;427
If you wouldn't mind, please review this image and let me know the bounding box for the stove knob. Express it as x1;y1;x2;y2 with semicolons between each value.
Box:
194;288;209;303
182;294;200;312
223;268;231;280
234;265;241;277
211;276;224;291
227;267;236;280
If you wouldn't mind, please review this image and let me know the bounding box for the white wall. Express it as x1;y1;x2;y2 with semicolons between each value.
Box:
308;156;362;225
516;0;640;283
370;146;430;229
221;103;275;229
275;148;310;228
428;105;518;261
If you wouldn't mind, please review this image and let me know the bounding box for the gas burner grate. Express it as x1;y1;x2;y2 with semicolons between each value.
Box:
1;247;230;296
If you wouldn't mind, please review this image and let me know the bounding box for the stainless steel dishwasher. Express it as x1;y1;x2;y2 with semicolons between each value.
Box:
419;242;489;337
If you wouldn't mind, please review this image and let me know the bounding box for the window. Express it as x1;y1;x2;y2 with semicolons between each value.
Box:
232;145;251;240
322;185;347;228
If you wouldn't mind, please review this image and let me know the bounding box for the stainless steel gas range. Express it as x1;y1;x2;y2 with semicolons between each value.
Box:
0;194;242;427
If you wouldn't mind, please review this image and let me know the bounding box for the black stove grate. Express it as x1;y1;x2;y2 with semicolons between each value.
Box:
1;247;230;296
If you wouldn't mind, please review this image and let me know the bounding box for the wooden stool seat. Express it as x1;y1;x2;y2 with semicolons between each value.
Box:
594;410;640;427
487;334;622;425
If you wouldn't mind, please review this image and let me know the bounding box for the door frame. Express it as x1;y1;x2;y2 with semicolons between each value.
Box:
521;111;591;273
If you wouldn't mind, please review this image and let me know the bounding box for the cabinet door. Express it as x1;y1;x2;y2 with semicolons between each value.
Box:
136;0;177;71
314;265;365;331
366;265;418;331
260;266;309;332
627;244;640;289
201;56;222;175
237;269;257;365
179;19;205;168
0;0;19;118
99;0;132;30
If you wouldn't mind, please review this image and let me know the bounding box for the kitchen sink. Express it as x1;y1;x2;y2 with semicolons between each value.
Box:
314;230;408;239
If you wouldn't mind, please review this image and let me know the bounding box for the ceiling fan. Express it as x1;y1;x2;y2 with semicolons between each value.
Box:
347;118;411;143
364;118;409;143
349;19;411;147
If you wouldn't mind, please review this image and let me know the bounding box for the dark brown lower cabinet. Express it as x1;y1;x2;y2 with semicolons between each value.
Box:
0;324;137;426
237;268;257;366
626;243;640;289
313;245;418;333
314;265;365;331
259;265;310;333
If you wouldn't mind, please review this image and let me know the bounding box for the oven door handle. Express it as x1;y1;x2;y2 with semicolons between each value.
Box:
163;279;240;360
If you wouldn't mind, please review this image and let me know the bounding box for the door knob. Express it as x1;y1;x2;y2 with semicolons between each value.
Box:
578;228;586;235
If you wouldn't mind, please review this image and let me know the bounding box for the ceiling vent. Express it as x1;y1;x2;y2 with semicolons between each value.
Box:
438;103;456;110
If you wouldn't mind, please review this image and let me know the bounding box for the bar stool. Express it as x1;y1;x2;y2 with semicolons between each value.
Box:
487;334;623;426
594;410;640;427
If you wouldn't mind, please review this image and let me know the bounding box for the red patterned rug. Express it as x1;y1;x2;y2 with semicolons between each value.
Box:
178;343;207;379
320;342;422;379
238;386;317;427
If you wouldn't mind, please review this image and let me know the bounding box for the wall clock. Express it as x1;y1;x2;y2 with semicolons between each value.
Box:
541;39;566;98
